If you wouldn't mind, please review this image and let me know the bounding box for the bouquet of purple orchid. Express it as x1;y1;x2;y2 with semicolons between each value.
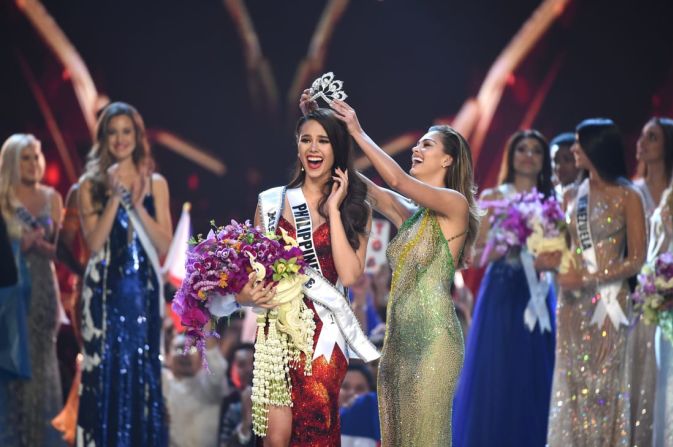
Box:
171;220;307;353
633;252;673;342
480;189;567;267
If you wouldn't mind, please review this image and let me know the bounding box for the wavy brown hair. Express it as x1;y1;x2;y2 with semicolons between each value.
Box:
428;125;482;269
81;102;153;209
289;109;369;250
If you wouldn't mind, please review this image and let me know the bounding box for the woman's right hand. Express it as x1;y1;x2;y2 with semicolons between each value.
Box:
20;227;44;252
299;88;318;116
235;272;278;308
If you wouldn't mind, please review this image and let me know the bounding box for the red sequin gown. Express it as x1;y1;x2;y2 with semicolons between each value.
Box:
276;216;348;446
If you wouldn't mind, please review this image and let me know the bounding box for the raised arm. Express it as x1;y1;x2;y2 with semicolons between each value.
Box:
330;100;467;220
327;169;372;286
358;172;415;229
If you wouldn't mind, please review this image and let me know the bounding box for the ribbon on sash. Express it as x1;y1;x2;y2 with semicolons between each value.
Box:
575;179;628;330
520;249;552;333
118;187;165;318
259;186;379;363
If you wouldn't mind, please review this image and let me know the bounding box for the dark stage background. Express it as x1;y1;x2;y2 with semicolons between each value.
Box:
2;0;673;236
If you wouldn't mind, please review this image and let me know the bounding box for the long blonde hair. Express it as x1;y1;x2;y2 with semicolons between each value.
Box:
0;134;43;226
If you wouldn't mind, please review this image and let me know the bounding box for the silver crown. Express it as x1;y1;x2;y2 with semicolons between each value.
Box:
308;72;348;105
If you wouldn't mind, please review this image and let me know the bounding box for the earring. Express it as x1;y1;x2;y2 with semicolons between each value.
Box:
301;165;305;172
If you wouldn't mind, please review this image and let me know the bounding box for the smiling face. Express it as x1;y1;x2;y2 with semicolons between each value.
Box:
106;114;137;162
297;119;335;182
409;131;451;181
19;141;45;185
512;137;544;178
338;369;371;407
637;120;664;164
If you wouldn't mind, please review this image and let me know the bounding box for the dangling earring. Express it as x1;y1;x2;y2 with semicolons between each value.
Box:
301;165;305;172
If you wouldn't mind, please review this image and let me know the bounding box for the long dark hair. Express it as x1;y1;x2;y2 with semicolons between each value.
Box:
636;117;673;183
82;102;152;208
428;125;481;269
289;109;369;250
497;130;554;198
576;118;628;184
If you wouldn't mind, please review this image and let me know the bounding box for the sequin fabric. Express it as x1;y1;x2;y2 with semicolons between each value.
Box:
8;189;66;446
78;196;167;446
548;184;644;446
277;217;347;447
626;181;658;447
378;209;464;446
646;204;673;447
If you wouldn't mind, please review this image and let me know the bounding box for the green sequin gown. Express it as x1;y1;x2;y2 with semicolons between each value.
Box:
378;208;465;446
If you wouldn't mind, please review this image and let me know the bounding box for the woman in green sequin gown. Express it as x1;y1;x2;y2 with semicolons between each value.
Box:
329;99;481;446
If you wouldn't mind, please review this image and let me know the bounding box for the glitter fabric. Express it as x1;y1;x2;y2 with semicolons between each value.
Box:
547;184;645;446
378;209;464;446
626;181;658;447
646;204;673;447
277;217;347;446
7;191;65;446
78;196;167;446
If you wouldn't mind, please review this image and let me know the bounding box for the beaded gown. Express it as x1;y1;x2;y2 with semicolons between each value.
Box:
547;183;644;446
277;216;348;446
378;208;465;446
628;178;657;446
453;186;556;447
77;195;167;446
10;189;66;446
647;202;673;447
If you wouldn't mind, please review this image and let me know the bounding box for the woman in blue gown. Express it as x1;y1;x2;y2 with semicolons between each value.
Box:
453;130;556;447
77;102;173;446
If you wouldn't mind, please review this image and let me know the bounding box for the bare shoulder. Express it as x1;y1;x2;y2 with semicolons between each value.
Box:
151;173;170;195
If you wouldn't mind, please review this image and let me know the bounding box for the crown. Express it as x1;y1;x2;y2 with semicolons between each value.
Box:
308;72;348;105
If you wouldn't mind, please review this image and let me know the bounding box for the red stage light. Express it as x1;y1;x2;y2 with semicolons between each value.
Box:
45;164;61;185
187;174;199;191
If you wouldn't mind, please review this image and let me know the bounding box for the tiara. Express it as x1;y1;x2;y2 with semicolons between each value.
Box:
308;72;348;105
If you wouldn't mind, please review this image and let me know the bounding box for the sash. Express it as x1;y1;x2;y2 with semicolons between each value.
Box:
119;187;165;318
575;179;628;329
260;186;379;363
520;249;552;333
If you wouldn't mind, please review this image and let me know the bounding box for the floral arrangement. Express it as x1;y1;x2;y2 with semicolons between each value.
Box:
633;252;673;342
480;189;573;271
171;220;315;436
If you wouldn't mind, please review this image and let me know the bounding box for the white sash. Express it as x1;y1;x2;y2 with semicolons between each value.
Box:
260;186;379;363
520;249;552;333
119;188;165;317
575;179;628;329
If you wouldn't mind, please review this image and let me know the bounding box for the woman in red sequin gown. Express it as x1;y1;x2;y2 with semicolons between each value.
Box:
237;108;371;447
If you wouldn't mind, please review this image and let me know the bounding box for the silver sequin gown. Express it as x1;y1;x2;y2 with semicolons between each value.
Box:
9;188;65;446
628;178;657;447
547;183;645;447
647;202;673;447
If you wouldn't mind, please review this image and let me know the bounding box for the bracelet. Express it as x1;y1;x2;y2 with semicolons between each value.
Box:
351;302;368;311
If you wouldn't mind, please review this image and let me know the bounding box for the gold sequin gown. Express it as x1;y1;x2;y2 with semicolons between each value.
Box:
378;208;464;446
547;184;645;447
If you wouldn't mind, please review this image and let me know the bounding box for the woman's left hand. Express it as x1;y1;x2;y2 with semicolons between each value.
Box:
326;168;349;216
330;100;363;135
